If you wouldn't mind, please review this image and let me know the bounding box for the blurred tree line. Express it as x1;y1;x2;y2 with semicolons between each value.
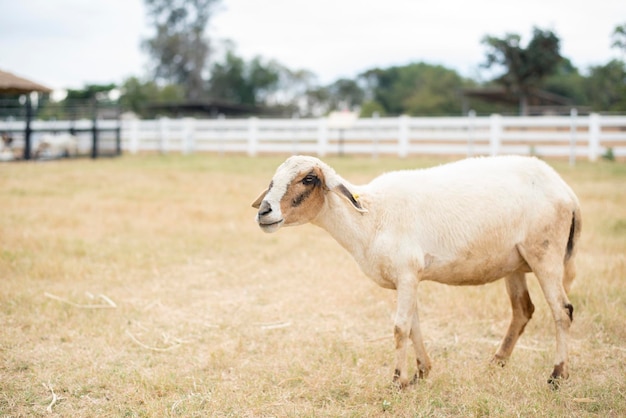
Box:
36;0;626;119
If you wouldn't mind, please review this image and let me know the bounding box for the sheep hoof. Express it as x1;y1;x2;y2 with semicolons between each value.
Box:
547;363;568;390
490;355;507;368
547;376;562;390
392;371;424;389
392;379;409;390
392;370;410;389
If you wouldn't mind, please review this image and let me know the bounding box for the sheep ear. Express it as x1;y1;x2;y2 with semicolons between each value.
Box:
251;188;268;209
333;184;368;213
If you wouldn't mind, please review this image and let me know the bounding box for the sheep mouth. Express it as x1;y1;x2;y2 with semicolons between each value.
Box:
258;219;284;231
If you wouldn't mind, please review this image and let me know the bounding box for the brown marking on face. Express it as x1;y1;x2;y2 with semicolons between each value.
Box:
279;166;327;226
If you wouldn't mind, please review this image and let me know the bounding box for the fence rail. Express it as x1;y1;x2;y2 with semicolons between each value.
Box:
2;113;626;161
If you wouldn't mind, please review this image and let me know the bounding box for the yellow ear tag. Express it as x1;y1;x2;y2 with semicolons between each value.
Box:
352;193;359;201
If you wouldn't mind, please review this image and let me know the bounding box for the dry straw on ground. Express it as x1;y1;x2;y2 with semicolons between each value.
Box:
1;154;625;417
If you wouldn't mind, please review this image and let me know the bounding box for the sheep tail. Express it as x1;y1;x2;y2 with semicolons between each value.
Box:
565;210;579;262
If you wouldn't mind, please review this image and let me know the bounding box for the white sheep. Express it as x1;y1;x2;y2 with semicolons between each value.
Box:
1;133;15;161
252;155;581;388
34;133;79;159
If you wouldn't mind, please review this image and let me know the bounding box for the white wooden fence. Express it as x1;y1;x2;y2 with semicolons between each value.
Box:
3;113;626;161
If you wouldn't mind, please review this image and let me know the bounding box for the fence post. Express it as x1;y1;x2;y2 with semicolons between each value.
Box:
129;119;140;154
489;114;502;156
182;117;195;155
159;117;169;154
247;117;258;156
23;95;33;160
569;108;578;166
588;113;600;162
91;100;98;159
217;114;225;156
467;109;476;157
317;117;328;157
372;111;380;159
398;115;409;158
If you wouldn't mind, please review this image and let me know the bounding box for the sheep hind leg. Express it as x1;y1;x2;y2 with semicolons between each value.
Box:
536;265;573;387
492;271;535;367
518;245;573;387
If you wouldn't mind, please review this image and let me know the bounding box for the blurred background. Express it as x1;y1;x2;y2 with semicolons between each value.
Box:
1;0;625;160
1;0;625;119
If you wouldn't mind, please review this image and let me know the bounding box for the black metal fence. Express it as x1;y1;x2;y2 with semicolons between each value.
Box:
0;98;121;160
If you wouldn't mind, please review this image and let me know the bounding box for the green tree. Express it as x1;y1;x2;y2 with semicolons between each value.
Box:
612;22;626;56
543;58;588;105
207;51;248;103
360;62;467;116
247;57;282;104
207;50;283;106
143;0;219;101
481;27;563;115
119;77;185;117
326;78;365;110
359;100;386;117
278;69;317;107
584;60;626;112
65;84;117;102
302;86;331;116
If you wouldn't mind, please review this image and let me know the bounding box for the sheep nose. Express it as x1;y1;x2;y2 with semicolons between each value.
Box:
258;200;272;216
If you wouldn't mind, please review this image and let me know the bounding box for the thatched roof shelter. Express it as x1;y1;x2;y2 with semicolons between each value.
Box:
0;69;52;94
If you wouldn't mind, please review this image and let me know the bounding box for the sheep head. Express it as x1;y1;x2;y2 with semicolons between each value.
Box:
252;156;366;233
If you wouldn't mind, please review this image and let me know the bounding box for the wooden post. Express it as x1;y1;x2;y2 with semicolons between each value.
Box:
588;113;600;162
129;119;139;154
24;95;33;160
372;111;380;159
467;109;476;158
489;114;502;156
91;99;98;159
159;117;169;154
115;105;122;156
569;108;578;166
398;115;409;158
247;117;258;157
317;117;328;157
182;117;195;155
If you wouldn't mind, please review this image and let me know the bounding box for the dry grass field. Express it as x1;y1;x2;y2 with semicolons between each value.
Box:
1;154;625;417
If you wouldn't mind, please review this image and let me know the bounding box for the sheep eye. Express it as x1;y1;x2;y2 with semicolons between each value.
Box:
302;175;317;185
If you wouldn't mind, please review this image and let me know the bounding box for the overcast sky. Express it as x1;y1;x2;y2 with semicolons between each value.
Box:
0;0;624;92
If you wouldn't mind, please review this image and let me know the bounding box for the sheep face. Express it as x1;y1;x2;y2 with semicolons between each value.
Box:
252;158;328;233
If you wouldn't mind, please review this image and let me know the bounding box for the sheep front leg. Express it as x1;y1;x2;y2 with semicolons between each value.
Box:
393;278;420;388
410;307;431;380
